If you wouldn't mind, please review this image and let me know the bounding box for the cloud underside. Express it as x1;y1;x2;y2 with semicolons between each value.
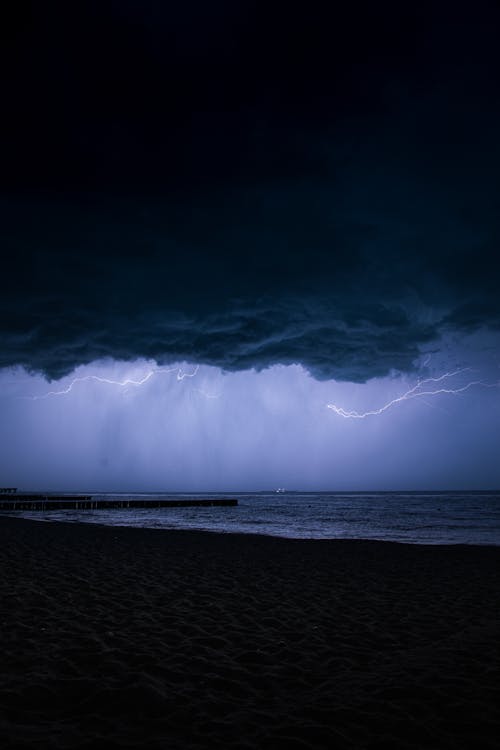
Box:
1;306;437;383
1;190;499;382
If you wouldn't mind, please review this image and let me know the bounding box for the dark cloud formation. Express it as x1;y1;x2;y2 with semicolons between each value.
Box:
1;1;500;380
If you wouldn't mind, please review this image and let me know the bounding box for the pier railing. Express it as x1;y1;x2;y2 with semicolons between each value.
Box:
0;494;238;511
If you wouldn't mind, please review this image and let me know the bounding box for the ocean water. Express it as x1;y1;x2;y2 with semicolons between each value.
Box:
7;491;500;545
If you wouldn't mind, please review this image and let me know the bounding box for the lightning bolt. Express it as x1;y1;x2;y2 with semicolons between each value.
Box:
327;369;500;418
26;364;199;400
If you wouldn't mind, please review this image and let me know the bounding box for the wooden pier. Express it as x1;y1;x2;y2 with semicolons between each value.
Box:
0;494;238;511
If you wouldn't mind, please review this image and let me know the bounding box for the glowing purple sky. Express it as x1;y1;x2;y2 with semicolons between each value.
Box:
2;331;499;491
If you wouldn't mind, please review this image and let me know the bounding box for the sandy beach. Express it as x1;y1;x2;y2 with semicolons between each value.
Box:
0;517;498;749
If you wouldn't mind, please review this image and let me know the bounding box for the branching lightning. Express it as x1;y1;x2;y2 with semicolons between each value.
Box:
327;369;500;418
26;364;200;400
20;361;500;414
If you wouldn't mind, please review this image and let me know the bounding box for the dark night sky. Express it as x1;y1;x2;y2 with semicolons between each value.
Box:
1;2;500;491
2;0;499;381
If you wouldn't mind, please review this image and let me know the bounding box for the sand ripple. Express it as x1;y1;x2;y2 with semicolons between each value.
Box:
0;518;499;749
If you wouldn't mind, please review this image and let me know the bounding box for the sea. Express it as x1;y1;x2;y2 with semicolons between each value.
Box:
7;491;500;546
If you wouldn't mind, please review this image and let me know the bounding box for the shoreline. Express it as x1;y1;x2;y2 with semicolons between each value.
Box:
1;516;499;749
2;512;500;548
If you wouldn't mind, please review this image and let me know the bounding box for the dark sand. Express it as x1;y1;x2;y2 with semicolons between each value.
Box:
0;518;499;749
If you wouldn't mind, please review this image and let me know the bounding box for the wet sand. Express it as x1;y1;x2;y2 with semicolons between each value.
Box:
0;516;499;749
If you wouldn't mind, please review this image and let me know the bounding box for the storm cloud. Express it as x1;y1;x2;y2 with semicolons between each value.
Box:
2;1;500;381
